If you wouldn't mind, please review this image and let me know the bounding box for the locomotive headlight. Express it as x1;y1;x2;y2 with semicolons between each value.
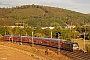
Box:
73;46;79;50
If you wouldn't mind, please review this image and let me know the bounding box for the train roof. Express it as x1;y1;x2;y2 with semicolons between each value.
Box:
13;36;20;37
4;35;11;36
39;38;66;42
21;36;28;37
64;42;78;44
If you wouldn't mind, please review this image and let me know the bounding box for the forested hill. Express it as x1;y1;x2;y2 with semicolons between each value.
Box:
0;4;90;27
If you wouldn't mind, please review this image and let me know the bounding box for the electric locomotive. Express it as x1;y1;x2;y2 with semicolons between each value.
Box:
62;42;79;51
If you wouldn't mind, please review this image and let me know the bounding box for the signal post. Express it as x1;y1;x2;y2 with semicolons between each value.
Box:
57;32;61;55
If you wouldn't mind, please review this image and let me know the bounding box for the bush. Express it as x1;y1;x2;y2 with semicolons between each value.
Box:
79;49;84;52
85;44;90;53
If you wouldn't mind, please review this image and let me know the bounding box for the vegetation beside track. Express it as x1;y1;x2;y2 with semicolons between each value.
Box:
72;39;90;53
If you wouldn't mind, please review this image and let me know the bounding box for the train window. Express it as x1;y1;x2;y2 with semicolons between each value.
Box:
73;44;78;47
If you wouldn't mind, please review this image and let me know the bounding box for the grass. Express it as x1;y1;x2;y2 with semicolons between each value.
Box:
71;38;90;52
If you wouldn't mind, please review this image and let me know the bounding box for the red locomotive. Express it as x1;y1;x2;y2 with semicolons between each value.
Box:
3;35;79;51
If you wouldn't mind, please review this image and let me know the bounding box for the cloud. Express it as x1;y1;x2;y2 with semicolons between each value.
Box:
0;3;10;5
0;3;13;8
40;0;74;7
72;0;90;4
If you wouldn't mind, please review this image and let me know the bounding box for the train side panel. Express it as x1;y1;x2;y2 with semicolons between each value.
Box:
21;36;29;43
12;36;20;42
40;38;50;46
3;35;11;41
34;37;41;44
50;39;67;48
50;39;58;47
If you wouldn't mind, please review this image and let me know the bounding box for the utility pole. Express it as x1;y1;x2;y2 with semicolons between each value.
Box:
58;33;60;55
5;31;6;35
32;31;34;47
84;22;86;50
84;32;85;50
11;35;13;43
20;34;22;45
51;31;52;38
9;35;11;43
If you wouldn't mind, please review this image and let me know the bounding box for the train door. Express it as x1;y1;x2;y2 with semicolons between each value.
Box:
34;37;39;44
39;38;43;44
46;39;50;46
28;36;32;43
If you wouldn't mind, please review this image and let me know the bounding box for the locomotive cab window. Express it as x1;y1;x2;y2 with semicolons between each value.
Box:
73;43;78;47
73;43;79;51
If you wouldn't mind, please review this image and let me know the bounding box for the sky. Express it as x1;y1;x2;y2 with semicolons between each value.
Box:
0;0;90;14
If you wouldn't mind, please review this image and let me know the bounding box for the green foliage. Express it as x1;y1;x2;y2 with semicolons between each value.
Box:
71;29;79;39
0;26;8;35
34;26;43;37
61;29;72;41
50;22;60;27
12;27;21;35
43;28;51;38
52;26;61;38
34;33;42;37
25;27;33;36
52;27;72;41
0;4;90;27
0;4;90;40
85;44;90;53
88;33;90;40
35;26;43;33
0;25;89;41
75;26;90;39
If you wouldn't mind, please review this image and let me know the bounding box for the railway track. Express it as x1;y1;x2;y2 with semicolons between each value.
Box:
1;40;90;60
24;42;90;60
28;43;90;60
61;50;90;60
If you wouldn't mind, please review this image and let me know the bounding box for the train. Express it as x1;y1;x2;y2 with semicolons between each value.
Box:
3;35;79;51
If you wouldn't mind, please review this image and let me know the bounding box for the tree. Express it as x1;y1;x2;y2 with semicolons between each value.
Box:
88;33;90;40
25;27;32;36
35;26;42;33
71;29;79;39
0;26;8;35
61;29;72;41
50;22;60;27
34;33;42;37
12;27;21;35
34;26;43;37
52;26;61;38
43;28;51;38
7;27;13;35
55;32;61;38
